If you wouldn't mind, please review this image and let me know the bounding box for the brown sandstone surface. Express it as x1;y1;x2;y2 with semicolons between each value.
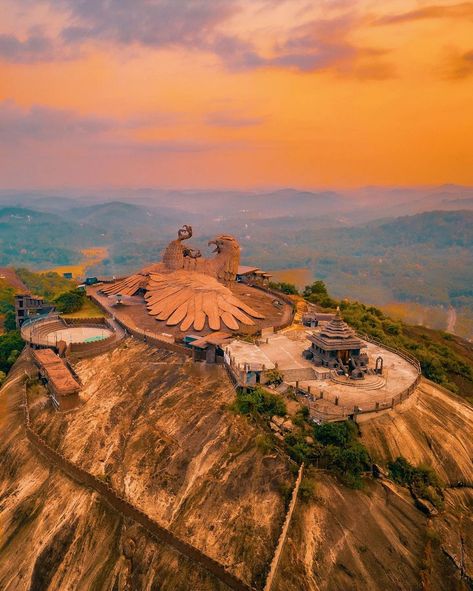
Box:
273;380;473;591
0;344;291;590
0;345;472;591
359;380;473;485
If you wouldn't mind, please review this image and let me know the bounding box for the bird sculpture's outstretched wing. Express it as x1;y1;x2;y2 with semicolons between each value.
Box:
145;270;264;331
100;274;148;297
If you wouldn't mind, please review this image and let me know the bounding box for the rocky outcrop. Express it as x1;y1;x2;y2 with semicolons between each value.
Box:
0;343;292;590
270;379;473;591
0;349;472;591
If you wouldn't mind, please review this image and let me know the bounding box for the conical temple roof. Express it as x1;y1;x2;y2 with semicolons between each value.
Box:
309;307;366;351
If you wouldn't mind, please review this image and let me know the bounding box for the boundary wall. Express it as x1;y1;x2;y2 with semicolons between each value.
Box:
263;464;304;591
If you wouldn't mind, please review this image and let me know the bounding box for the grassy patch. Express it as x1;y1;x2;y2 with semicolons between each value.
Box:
61;297;104;319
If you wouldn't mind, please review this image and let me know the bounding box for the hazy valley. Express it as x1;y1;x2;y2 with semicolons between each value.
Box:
1;186;472;339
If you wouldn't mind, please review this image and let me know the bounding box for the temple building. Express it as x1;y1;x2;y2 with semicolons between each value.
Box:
306;308;368;377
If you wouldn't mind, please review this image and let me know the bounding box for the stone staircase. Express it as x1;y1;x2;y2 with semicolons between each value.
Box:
330;374;386;390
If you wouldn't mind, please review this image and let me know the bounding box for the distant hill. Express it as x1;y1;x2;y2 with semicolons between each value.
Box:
346;210;473;250
0;196;472;337
0;207;86;266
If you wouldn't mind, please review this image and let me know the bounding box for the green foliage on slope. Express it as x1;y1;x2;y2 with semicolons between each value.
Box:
388;456;443;509
232;386;287;417
268;281;299;295
0;330;23;373
16;268;75;300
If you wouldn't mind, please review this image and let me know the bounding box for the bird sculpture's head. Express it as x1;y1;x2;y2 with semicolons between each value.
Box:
177;224;193;241
207;234;240;282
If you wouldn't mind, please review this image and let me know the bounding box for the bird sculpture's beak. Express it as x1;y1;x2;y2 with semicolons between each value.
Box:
208;239;220;253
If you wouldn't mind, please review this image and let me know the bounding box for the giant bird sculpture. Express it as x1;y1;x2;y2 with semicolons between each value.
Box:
100;226;264;332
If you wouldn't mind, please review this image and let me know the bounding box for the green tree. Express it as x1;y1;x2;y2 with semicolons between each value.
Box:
0;331;23;373
269;281;299;295
54;288;85;314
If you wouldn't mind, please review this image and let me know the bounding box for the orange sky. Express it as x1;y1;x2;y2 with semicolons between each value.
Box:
1;0;472;188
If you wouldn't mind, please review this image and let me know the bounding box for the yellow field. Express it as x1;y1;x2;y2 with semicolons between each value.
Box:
381;302;448;331
41;246;109;280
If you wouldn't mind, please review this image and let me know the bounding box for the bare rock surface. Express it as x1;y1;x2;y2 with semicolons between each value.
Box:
1;348;472;591
273;379;473;591
359;380;473;485
0;344;292;590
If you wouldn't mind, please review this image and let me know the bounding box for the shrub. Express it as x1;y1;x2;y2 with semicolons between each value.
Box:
299;477;316;502
255;433;274;454
269;281;299;295
314;421;358;447
54;288;85;314
0;331;23;373
3;309;16;331
264;368;284;386
387;456;443;508
232;386;286;417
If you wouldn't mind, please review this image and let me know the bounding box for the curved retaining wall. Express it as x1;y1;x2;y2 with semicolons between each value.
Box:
22;384;253;591
21;315;124;360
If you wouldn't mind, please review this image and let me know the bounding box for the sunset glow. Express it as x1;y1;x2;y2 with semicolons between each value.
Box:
1;0;473;188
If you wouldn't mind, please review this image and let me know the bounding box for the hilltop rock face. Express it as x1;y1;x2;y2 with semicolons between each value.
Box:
273;380;473;591
0;343;292;590
0;346;472;591
359;381;473;485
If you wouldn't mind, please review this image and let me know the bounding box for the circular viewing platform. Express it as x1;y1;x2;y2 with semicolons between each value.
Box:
21;315;123;358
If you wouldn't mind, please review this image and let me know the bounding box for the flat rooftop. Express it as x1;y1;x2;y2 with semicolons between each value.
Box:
225;339;275;371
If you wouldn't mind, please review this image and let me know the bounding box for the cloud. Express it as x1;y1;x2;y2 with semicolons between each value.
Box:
0;33;59;63
0;0;240;63
0;1;394;79
0;101;112;141
0;100;247;155
58;0;238;49
215;16;395;78
205;110;265;127
375;2;473;25
444;48;473;79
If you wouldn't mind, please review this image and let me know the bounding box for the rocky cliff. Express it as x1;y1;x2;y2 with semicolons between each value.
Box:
0;343;472;591
273;380;473;591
